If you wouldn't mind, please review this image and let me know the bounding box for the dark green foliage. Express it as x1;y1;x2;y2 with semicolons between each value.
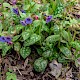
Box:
0;0;80;73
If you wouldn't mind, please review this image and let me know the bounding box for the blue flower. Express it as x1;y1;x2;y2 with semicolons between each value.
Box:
0;36;6;42
20;18;33;26
46;15;52;23
5;36;13;45
0;36;12;44
12;8;19;15
20;20;26;26
5;36;12;43
25;18;33;24
21;10;26;13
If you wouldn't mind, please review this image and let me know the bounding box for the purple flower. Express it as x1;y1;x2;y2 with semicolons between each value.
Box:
46;15;52;23
4;36;12;43
21;10;26;13
25;18;33;24
12;8;19;15
11;0;17;5
0;36;12;44
20;20;26;26
0;36;6;42
20;17;33;26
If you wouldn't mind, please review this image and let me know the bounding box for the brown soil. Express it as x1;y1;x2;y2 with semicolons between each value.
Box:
0;49;80;80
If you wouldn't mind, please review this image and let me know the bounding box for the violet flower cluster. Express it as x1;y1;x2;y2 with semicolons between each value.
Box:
12;7;52;26
12;8;26;15
20;15;52;26
20;18;33;26
0;36;12;45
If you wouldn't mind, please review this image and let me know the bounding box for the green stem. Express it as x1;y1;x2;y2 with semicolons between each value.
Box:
72;30;76;41
30;24;33;33
74;50;78;59
39;15;43;46
39;22;42;45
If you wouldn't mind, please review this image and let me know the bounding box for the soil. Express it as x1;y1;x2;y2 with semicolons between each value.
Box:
0;49;56;80
0;49;80;80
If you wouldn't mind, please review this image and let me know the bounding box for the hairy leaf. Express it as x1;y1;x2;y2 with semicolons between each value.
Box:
34;57;48;72
46;35;60;43
14;42;21;52
22;30;31;40
24;34;41;46
20;47;31;59
60;46;72;58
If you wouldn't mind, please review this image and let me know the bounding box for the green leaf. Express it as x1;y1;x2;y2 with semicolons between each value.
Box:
8;26;15;34
41;25;49;33
3;2;11;8
70;41;80;51
53;25;60;34
61;30;69;41
70;18;78;25
22;30;31;40
2;44;11;57
15;25;24;32
76;54;80;59
12;35;20;42
42;50;53;58
19;11;26;18
58;56;68;64
6;72;17;80
23;5;30;10
54;2;64;15
60;46;72;57
33;20;41;31
24;34;41;46
31;4;41;12
34;57;48;72
20;47;31;59
49;50;59;61
0;42;4;49
0;23;2;33
0;0;3;3
53;1;57;11
14;42;21;52
2;12;11;18
36;48;43;56
33;20;40;27
46;35;60;43
75;60;79;67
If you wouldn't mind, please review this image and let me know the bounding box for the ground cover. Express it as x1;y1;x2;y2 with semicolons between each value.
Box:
0;0;80;80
